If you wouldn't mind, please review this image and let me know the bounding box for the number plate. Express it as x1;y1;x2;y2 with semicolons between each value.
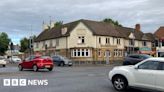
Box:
45;65;50;68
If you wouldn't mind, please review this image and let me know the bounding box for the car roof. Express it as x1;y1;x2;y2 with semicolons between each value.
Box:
146;57;164;62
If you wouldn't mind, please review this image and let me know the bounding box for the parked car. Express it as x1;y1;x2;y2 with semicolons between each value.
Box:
123;54;152;65
52;55;73;66
109;58;164;91
9;56;22;63
18;55;54;72
0;56;7;67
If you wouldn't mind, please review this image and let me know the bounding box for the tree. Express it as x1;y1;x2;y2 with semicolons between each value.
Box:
54;21;63;27
0;32;10;55
103;18;123;27
20;37;29;52
20;35;36;52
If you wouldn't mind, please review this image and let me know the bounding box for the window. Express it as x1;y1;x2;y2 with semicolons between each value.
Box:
104;51;111;57
158;62;164;70
74;49;77;57
142;41;147;46
86;49;89;56
78;49;80;56
106;38;110;44
138;61;159;70
117;39;121;45
78;36;85;44
82;49;85;56
99;37;101;44
162;40;164;46
129;39;134;46
98;50;101;57
71;49;91;57
114;49;123;57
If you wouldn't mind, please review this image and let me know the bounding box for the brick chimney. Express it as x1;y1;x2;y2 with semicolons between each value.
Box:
135;24;141;31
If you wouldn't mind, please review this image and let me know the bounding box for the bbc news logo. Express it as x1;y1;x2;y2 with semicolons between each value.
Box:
3;79;48;86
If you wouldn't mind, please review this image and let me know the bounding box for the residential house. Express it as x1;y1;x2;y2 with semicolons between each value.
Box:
155;26;164;57
34;19;153;64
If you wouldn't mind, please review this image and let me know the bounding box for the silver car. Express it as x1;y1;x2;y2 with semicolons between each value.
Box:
52;55;73;66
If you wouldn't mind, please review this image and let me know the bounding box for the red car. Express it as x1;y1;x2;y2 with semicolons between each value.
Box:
18;55;54;72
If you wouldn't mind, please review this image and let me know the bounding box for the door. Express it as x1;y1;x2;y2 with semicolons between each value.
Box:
155;62;164;91
23;56;34;69
133;60;159;89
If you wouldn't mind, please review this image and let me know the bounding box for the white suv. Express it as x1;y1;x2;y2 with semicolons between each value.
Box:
109;58;164;91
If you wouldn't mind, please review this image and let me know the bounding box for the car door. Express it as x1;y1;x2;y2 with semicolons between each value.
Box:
54;56;61;64
133;60;159;89
155;62;164;91
23;56;34;69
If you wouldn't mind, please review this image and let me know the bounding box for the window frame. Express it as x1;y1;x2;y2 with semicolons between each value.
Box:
138;60;159;70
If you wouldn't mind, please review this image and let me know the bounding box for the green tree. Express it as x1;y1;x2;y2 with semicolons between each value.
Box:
103;18;122;27
20;35;36;52
54;21;63;27
0;32;10;55
20;37;29;52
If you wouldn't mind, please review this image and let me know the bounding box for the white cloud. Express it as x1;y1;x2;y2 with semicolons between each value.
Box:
0;0;163;44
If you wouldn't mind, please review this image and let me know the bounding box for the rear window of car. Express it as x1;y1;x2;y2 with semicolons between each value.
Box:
41;56;51;59
140;55;152;59
128;55;139;58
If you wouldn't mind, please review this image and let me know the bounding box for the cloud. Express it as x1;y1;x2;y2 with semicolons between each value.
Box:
0;0;163;44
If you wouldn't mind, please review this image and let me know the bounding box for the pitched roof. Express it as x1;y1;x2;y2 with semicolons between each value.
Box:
35;19;152;42
154;26;164;38
145;33;157;41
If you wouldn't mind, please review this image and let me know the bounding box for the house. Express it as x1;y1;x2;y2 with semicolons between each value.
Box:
155;26;164;57
34;19;153;64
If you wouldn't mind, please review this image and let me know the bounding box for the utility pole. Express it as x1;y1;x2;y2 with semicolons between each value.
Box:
29;25;33;56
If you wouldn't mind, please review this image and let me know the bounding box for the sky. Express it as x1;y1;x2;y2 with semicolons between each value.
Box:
0;0;164;44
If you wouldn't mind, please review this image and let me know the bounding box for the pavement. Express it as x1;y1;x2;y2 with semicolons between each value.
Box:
0;64;159;92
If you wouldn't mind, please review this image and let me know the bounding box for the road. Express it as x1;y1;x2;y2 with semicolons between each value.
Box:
0;64;158;92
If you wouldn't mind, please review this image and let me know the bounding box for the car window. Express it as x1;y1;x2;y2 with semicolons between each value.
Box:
54;57;60;60
138;61;159;70
25;56;34;61
139;55;152;59
129;55;139;59
158;62;164;70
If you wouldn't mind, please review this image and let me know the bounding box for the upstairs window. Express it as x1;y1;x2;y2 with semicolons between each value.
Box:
99;37;101;44
129;39;134;46
142;41;147;46
78;36;85;44
162;40;164;46
106;38;110;44
117;38;121;45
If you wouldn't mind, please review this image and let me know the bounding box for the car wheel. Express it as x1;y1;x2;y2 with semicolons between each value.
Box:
18;65;23;71
60;62;65;66
112;76;128;91
48;68;53;71
2;65;6;67
33;65;38;72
